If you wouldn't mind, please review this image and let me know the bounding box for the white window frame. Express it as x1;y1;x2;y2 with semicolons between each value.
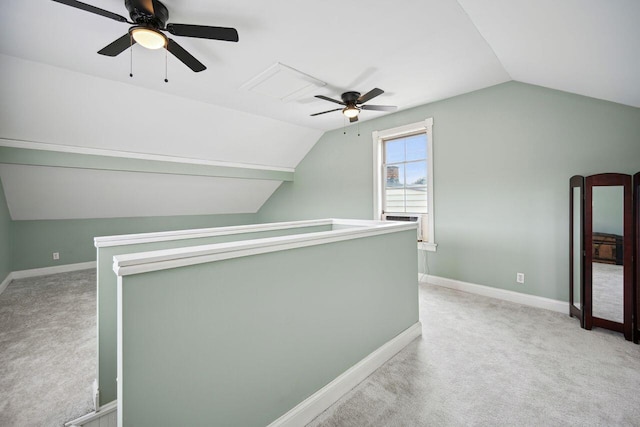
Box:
372;118;436;251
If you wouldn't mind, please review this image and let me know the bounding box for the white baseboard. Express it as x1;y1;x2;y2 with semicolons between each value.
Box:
11;261;97;280
267;321;422;427
71;322;422;427
65;400;117;427
77;323;421;426
420;274;568;314
0;273;12;296
0;261;97;297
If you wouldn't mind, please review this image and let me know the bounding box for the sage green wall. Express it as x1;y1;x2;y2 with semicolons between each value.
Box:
0;179;11;281
258;81;640;301
96;223;331;406
118;229;418;426
11;214;257;271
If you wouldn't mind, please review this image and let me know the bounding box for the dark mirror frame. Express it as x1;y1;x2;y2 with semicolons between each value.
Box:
584;173;633;341
569;175;585;326
635;172;639;344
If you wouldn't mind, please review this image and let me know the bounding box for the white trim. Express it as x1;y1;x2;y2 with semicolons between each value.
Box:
113;220;416;276
0;138;294;173
267;322;422;427
11;261;97;280
64;399;117;427
92;379;99;411
95;218;333;248
117;275;125;427
372;129;383;220
421;274;568;314
418;242;437;252
104;323;421;427
0;272;12;296
372;118;435;246
373;118;433;141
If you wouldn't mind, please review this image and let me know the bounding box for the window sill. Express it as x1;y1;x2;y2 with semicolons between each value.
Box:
418;242;437;252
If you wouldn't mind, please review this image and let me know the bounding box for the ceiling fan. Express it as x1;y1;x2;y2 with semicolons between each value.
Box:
51;0;239;72
311;88;397;122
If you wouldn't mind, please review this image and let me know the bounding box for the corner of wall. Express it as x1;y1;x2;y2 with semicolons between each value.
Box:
0;177;12;285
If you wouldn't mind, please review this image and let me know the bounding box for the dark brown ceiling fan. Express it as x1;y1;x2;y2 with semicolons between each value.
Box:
311;88;397;122
52;0;239;72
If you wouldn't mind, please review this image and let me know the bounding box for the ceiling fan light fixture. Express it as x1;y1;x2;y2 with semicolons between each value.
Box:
130;27;167;50
342;105;360;118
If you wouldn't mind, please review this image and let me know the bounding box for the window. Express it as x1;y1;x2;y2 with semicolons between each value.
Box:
372;118;436;251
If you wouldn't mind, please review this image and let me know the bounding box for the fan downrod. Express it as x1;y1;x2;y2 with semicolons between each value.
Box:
125;0;168;28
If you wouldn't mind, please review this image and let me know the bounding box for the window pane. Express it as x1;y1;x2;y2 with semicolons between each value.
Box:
385;188;406;212
405;187;427;213
385;139;405;163
405;161;427;186
385;164;404;187
405;134;427;161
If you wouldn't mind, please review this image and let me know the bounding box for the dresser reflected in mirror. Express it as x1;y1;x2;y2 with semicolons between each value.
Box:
590;185;625;324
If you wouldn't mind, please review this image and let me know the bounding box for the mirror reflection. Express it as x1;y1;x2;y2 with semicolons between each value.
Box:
591;186;624;323
572;187;581;309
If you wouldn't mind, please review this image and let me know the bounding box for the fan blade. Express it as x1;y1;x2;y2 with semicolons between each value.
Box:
98;34;134;56
357;88;384;104
51;0;128;23
361;104;397;112
166;39;206;72
310;108;342;117
349;116;359;123
315;95;345;105
166;24;239;42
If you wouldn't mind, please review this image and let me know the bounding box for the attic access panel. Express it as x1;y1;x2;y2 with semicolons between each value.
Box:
241;63;326;102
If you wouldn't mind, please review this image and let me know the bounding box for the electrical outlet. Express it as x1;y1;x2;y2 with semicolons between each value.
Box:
516;272;525;284
52;252;60;260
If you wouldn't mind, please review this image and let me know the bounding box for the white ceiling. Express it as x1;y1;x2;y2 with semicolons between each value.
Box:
1;0;637;134
457;0;640;109
0;0;638;221
0;164;281;220
0;54;319;169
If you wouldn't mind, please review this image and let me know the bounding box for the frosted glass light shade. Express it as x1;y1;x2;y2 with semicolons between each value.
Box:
131;28;167;50
342;105;360;118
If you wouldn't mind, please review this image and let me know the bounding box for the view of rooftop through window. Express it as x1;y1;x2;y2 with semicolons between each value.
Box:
384;133;428;213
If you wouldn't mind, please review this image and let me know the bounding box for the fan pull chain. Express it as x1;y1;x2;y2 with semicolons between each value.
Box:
164;47;169;83
357;121;360;137
343;116;346;135
129;34;133;78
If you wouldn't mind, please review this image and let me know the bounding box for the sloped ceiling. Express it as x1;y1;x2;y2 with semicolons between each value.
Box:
0;164;282;220
0;0;638;220
457;0;640;108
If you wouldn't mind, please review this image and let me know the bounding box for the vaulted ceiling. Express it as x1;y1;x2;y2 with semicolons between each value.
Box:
0;0;638;220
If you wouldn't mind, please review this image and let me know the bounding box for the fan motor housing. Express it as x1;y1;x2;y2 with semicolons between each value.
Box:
341;91;361;104
125;0;169;28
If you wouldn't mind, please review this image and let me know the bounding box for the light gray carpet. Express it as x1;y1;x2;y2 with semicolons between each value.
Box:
308;283;640;427
0;270;96;427
2;271;638;427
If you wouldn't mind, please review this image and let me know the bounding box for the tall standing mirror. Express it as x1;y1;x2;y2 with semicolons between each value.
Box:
584;173;633;341
569;176;584;325
635;172;640;344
